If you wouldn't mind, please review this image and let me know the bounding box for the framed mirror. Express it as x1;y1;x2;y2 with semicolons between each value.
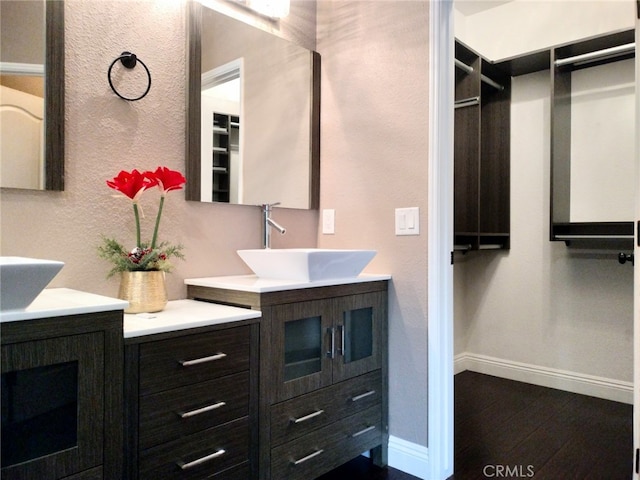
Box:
0;0;65;191
186;1;320;209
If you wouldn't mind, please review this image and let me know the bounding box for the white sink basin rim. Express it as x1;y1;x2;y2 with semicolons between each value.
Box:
0;257;64;311
237;248;376;282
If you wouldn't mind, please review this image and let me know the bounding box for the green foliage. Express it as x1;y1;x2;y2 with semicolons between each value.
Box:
97;235;185;278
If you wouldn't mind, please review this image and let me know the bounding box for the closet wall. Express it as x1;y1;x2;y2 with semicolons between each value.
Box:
453;1;635;402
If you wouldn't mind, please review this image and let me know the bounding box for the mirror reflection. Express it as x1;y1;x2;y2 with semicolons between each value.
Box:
0;0;64;192
186;2;320;209
0;1;45;190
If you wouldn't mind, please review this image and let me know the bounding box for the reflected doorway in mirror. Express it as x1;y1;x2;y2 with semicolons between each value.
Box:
201;58;243;203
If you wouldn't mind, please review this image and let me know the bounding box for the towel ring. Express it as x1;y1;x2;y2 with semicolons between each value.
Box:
108;51;151;101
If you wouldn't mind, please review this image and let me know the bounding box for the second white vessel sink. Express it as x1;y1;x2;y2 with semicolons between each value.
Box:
237;248;376;282
0;256;64;311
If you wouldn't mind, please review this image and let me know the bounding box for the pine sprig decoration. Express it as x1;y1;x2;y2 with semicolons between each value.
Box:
97;236;185;278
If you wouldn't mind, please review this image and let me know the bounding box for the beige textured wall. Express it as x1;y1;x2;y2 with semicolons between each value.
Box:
316;0;430;446
0;0;318;300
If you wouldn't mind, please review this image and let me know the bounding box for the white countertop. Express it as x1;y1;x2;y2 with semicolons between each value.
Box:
123;299;261;338
0;288;129;323
184;273;391;293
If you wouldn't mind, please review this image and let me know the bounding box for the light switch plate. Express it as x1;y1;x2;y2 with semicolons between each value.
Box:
323;209;335;234
395;207;420;235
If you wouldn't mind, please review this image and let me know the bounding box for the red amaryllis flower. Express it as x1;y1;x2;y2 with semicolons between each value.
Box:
106;169;158;202
106;169;158;247
148;167;187;249
152;166;186;195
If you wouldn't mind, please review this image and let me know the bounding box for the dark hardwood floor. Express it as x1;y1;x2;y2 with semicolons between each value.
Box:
320;371;633;480
317;455;420;480
454;371;633;480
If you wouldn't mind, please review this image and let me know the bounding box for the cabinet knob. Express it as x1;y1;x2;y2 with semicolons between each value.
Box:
618;252;634;265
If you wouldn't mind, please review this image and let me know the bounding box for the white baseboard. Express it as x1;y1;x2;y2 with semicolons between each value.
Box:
455;352;633;404
388;435;430;479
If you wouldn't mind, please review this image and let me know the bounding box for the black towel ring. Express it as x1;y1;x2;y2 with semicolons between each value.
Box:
108;51;151;101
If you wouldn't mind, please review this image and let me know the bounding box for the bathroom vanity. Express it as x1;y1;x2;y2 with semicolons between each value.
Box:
0;289;127;480
1;277;388;480
185;274;390;480
122;300;261;480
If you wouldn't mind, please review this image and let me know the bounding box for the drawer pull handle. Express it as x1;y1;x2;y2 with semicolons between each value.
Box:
291;409;325;424
292;449;324;465
352;425;376;438
351;390;376;402
179;401;226;418
178;449;225;470
179;352;227;367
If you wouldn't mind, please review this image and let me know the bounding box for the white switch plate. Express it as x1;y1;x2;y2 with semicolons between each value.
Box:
395;207;420;235
322;209;335;234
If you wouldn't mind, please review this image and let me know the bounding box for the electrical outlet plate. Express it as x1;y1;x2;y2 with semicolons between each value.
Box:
322;209;335;234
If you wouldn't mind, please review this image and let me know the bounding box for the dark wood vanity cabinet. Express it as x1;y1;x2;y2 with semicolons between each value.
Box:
455;40;511;252
1;311;123;480
123;321;259;480
187;280;388;480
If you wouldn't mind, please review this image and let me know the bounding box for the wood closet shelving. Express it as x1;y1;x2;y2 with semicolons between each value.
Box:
454;40;511;254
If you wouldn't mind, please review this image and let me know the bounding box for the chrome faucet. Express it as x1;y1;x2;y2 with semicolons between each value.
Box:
261;203;286;249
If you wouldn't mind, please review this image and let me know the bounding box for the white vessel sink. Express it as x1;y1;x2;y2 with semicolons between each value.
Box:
0;257;64;311
237;248;376;282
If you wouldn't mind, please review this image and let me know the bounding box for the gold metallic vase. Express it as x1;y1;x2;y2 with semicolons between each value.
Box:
118;270;168;314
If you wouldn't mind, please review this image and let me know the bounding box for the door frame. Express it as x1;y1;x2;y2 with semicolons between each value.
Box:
427;0;455;478
427;3;639;479
633;7;639;480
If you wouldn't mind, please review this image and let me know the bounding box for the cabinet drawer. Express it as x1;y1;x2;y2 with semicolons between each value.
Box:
271;405;382;480
139;371;250;450
139;417;249;480
270;370;381;446
139;326;251;394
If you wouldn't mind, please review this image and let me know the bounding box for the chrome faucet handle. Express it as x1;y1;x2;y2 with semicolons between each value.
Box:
260;202;285;249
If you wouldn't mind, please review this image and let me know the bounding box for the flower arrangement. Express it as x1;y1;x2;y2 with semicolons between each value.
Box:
98;167;186;277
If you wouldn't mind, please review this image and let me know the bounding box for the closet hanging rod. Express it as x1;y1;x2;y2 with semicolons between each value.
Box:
455;58;474;74
455;58;504;91
454;97;480;109
554;42;635;67
481;74;504;91
555;235;635;240
478;244;504;250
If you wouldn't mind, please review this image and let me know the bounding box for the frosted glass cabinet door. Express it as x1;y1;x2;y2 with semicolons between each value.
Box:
271;292;385;403
272;299;334;402
332;291;384;383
